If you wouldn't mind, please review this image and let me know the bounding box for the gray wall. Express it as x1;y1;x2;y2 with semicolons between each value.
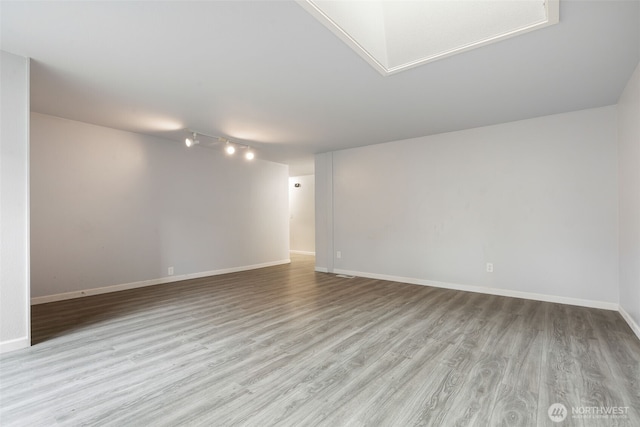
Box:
618;62;640;332
0;51;30;353
30;113;289;299
289;175;315;254
317;106;619;306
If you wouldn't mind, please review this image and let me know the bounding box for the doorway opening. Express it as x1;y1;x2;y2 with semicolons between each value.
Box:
288;175;315;256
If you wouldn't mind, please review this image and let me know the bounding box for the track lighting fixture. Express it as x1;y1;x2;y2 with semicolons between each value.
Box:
184;129;255;161
185;132;199;148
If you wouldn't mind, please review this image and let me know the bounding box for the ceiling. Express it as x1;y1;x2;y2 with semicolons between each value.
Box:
1;1;639;176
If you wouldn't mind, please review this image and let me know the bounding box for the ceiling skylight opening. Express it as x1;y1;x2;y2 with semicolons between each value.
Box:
299;0;560;76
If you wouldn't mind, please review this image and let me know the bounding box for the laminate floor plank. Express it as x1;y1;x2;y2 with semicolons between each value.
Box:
341;338;457;427
1;255;638;426
501;316;543;394
439;351;508;426
408;364;470;426
538;304;586;427
488;384;538;427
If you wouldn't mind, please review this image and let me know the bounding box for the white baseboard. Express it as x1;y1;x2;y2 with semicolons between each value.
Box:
314;267;329;273
0;336;30;354
31;259;291;305
619;306;640;341
290;250;316;256
332;268;619;311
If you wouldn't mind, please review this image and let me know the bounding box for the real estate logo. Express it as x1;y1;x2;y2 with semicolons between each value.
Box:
547;403;630;423
548;403;567;422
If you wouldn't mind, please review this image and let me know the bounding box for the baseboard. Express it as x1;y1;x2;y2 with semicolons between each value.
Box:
0;336;30;354
314;267;329;273
31;259;291;305
290;250;316;256
332;268;619;311
619;306;640;340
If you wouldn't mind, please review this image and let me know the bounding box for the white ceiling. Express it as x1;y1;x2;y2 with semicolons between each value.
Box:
1;1;639;175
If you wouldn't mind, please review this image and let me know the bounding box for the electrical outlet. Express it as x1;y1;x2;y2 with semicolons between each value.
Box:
486;263;493;273
168;267;174;276
336;251;342;259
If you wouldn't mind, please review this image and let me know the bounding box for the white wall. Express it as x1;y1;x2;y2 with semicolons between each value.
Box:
618;62;640;335
30;113;289;300
317;106;619;307
0;51;30;353
315;153;333;272
289;175;315;254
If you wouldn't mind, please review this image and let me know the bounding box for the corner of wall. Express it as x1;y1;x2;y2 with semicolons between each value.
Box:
617;61;640;336
314;153;334;273
619;305;640;341
0;51;31;354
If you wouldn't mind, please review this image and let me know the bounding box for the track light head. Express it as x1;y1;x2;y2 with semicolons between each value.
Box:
245;150;255;161
185;132;198;148
225;144;236;155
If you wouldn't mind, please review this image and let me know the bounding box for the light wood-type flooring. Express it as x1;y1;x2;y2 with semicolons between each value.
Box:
1;254;639;426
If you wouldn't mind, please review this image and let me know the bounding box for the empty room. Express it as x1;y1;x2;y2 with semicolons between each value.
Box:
1;0;639;426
